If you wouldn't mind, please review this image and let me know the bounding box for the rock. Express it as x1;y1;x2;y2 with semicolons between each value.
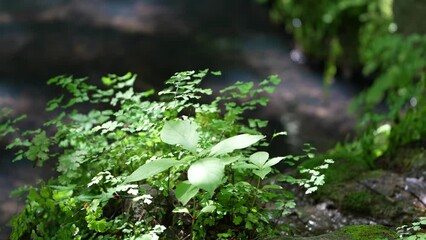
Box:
318;170;424;227
405;177;426;209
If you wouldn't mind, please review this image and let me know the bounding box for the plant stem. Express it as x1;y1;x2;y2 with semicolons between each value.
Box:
191;199;196;239
251;178;261;209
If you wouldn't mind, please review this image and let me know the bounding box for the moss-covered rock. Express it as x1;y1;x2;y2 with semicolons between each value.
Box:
339;225;398;240
283;225;398;240
341;191;374;214
319;170;418;224
301;145;371;186
378;146;426;172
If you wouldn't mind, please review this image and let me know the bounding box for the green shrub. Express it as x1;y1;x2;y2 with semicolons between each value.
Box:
3;70;330;239
397;217;426;239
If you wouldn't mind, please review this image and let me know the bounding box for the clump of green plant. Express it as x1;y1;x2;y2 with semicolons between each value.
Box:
397;217;426;239
4;70;330;239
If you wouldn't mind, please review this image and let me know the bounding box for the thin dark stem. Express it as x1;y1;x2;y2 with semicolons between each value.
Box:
251;178;261;209
191;200;196;240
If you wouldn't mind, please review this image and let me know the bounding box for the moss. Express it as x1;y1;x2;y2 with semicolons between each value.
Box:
342;191;373;214
302;148;370;186
319;171;407;220
360;169;386;179
377;146;425;171
282;225;398;240
339;225;398;240
339;189;403;219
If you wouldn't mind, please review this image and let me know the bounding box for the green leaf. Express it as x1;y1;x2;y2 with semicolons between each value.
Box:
46;95;64;111
264;157;285;167
264;86;276;94
210;134;264;156
233;216;243;225
175;181;199;205
172;207;190;215
237;82;253;94
249;151;269;167
124;158;180;183
222;155;241;165
200;205;216;214
187;158;224;195
232;162;258;169
89;219;109;233
253;167;271;179
141;234;156;240
305;186;318;194
324;159;334;164
160;120;199;152
272;131;287;139
102;77;114;86
25;131;50;166
262;184;283;190
268;75;281;85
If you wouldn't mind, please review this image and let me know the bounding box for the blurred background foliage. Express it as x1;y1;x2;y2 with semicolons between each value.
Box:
262;4;426;235
263;0;426;171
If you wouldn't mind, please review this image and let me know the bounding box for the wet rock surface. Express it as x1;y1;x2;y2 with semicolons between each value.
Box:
281;169;426;237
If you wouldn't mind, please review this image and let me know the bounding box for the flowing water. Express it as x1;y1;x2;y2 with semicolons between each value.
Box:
0;0;360;237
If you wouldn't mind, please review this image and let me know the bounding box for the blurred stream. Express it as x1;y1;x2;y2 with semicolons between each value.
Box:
0;0;358;237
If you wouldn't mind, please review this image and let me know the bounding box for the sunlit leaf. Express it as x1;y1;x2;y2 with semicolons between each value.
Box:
222;155;241;165
237;82;253;94
264;157;285;167
124;158;180;183
210;134;264;156
272;131;287;139
102;77;114;86
253;167;271;179
160;120;199;152
175;181;199;205
232;162;258;169
249;151;269;167
187;158;224;194
262;184;283;190
305;186;318;194
172;207;190;215
200;205;216;214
